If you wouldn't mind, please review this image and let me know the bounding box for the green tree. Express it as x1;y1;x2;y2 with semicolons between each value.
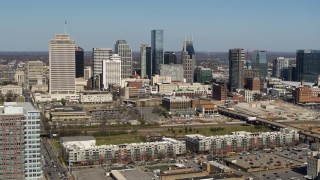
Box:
189;127;192;132
185;127;188;133
60;98;66;106
5;91;14;102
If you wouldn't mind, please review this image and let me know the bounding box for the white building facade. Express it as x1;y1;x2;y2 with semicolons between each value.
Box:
102;54;121;88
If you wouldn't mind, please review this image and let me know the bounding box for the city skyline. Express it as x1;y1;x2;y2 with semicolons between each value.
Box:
0;0;319;52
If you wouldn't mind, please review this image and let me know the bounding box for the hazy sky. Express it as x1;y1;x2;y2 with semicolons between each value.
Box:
0;0;319;52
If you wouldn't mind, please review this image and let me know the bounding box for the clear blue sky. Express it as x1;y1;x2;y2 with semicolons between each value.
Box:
0;0;319;52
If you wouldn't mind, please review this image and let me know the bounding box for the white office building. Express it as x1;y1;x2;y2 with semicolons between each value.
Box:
49;34;76;95
102;54;121;88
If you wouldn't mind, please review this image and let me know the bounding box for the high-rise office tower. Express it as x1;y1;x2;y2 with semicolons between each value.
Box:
182;38;196;83
228;48;245;92
252;50;268;79
75;46;84;78
0;102;42;179
93;48;112;77
296;50;320;82
115;40;132;78
25;60;44;89
151;30;164;75
140;44;152;78
164;51;178;64
93;48;112;89
272;57;289;79
102;54;121;88
49;34;75;95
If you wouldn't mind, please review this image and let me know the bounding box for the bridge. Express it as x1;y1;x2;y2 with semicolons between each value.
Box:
218;107;320;143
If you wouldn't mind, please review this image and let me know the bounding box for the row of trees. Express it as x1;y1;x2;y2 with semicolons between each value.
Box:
0;91;18;104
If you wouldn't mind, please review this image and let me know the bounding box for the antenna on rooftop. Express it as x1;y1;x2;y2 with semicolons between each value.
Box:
65;21;67;34
184;33;187;52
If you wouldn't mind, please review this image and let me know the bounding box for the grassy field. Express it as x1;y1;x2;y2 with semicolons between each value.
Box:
93;125;271;145
95;132;145;145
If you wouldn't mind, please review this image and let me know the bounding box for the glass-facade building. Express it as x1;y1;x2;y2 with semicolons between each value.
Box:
164;51;177;64
296;50;320;82
115;40;132;78
252;50;268;79
140;44;152;78
151;30;164;75
75;46;84;78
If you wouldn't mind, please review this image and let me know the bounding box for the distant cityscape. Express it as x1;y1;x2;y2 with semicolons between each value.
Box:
0;28;320;180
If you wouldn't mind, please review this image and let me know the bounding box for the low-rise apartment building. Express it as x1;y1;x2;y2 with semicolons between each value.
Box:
61;136;186;164
185;128;299;154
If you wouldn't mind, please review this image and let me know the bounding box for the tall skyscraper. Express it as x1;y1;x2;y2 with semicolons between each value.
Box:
272;57;289;79
140;44;152;78
0;102;42;179
93;48;112;77
75;46;84;78
151;30;164;75
182;38;196;83
93;48;112;89
115;40;132;78
102;54;121;88
49;34;75;95
296;50;320;82
252;50;268;79
164;51;178;64
228;48;245;92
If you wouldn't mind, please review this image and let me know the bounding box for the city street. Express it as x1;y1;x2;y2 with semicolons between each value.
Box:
41;137;69;180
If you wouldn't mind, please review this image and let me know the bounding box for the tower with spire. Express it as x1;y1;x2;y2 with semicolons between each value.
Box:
182;33;196;83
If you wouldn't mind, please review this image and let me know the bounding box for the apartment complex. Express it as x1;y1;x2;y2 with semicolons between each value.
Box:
0;102;42;179
61;136;186;164
185;129;298;154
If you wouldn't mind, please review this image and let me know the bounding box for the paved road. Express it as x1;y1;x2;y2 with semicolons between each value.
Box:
41;137;69;180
